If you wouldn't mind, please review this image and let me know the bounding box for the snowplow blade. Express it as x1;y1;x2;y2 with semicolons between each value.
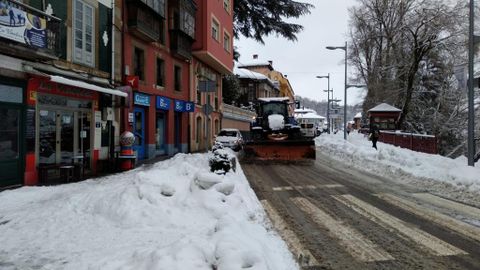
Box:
243;140;316;162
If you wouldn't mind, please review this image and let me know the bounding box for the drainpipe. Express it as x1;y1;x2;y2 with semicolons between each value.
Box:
111;0;115;84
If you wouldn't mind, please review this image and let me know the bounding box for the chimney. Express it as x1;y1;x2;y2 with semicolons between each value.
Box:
268;60;273;66
253;54;258;59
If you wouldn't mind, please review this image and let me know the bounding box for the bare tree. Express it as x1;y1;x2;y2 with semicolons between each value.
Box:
348;0;469;154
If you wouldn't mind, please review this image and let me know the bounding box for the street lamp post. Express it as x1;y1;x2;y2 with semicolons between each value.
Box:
327;42;365;139
316;74;331;133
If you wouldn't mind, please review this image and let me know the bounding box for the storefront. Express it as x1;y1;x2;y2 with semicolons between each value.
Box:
155;96;170;156
173;100;194;154
132;92;150;160
25;76;126;185
0;78;25;188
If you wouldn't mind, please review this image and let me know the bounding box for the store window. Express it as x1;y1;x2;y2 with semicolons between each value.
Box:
134;47;145;81
0;108;19;161
196;116;201;143
73;0;95;66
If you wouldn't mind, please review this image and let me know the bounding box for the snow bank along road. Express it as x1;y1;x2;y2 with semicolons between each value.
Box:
241;152;480;270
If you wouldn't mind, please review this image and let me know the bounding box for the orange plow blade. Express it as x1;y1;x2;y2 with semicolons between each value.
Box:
243;140;316;162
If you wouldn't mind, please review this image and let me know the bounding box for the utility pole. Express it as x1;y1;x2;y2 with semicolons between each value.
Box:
468;0;475;166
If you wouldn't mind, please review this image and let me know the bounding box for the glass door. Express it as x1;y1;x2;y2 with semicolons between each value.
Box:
60;111;74;164
38;109;89;167
156;112;166;155
133;107;146;160
39;110;57;165
0;106;22;187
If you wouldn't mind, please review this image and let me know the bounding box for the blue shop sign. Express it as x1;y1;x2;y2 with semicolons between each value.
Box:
134;93;150;106
174;100;185;112
156;96;171;110
185;102;195;112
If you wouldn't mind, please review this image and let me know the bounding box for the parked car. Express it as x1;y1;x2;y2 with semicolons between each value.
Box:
215;128;244;151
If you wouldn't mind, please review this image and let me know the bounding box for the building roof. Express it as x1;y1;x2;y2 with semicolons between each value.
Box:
368;103;402;112
234;67;268;80
258;97;290;102
237;58;273;70
234;67;280;90
296;112;325;119
294;108;317;114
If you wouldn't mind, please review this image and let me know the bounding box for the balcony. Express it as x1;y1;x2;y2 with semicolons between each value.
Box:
170;29;193;61
0;0;61;60
127;2;162;42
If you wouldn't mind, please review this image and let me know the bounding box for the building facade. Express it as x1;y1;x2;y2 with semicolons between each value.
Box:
237;55;294;102
0;0;126;188
189;0;234;152
122;0;196;160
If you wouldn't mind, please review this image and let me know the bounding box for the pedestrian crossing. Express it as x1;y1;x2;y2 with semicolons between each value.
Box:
262;190;476;265
272;184;344;191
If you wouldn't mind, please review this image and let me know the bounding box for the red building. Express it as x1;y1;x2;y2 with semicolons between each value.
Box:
190;0;234;152
122;0;196;159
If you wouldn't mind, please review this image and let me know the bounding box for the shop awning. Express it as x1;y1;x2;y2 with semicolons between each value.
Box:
49;75;128;97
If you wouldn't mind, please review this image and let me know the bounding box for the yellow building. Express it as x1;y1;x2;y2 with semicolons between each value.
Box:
238;55;295;103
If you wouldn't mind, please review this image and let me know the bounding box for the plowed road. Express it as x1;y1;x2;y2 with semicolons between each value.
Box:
241;152;480;270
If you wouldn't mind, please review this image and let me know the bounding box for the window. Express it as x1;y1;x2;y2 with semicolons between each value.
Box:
156;58;165;87
174;65;182;91
133;47;145;81
211;19;219;41
196;116;201;143
196;88;201;104
223;31;231;52
223;0;231;12
183;11;195;38
73;0;95;66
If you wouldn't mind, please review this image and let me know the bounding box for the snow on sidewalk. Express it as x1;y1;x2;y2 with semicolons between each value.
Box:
316;132;480;194
0;153;297;270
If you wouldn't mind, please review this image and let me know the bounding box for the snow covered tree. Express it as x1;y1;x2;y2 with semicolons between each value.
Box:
233;0;313;44
222;75;241;106
348;0;468;154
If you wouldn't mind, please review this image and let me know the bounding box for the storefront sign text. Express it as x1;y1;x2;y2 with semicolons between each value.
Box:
0;5;47;48
156;96;171;110
174;100;185;112
134;93;150;106
185;102;194;112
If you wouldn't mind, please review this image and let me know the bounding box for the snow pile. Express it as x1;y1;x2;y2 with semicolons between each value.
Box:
316;132;480;193
268;114;284;130
0;153;297;270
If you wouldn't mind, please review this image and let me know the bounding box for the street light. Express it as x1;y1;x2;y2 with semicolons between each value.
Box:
326;42;348;139
316;74;331;133
327;42;366;139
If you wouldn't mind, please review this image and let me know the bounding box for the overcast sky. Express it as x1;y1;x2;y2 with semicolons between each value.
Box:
235;0;364;107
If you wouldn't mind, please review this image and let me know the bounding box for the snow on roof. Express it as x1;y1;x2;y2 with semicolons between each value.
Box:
296;112;325;119
368;103;402;112
294;108;316;114
237;59;272;69
258;97;290;102
354;112;362;119
220;128;240;132
234;67;268;80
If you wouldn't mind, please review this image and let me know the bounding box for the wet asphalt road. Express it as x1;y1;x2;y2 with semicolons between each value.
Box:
241;151;480;270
